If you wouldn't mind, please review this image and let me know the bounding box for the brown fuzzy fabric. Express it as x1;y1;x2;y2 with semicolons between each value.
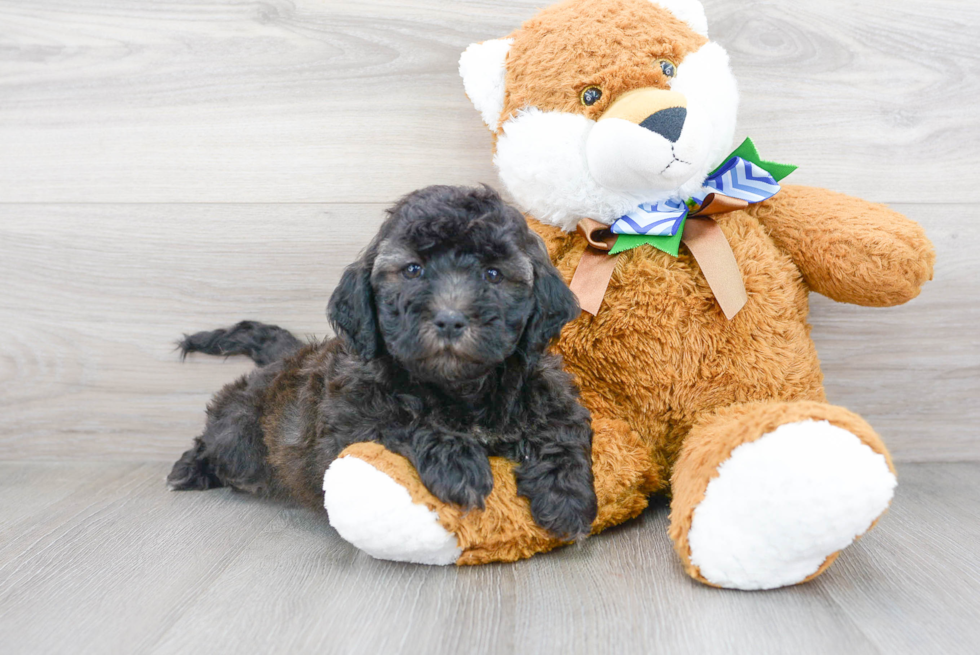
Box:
337;442;561;564
536;200;826;477
337;416;657;565
536;185;933;476
666;401;895;585
499;0;706;129
524;187;927;581
747;185;936;306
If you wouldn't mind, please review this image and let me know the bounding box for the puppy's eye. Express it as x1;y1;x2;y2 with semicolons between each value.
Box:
403;263;423;279
483;268;502;284
580;86;602;106
658;59;677;78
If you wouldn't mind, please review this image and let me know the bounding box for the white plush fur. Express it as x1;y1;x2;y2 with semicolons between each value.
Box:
323;456;462;565
586;113;709;194
686;420;897;590
493;41;737;230
651;0;709;37
495;109;642;232
669;42;739;187
459;38;513;131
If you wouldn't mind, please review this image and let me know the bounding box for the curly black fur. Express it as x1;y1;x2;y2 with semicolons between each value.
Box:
178;320;302;366
168;185;597;539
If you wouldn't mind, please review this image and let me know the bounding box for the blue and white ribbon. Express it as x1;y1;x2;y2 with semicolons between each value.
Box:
697;156;781;204
610;156;781;237
611;198;688;236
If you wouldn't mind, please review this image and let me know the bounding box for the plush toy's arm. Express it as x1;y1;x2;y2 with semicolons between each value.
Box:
746;185;935;306
322;416;657;566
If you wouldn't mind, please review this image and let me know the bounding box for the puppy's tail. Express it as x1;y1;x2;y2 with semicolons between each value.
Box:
178;320;302;366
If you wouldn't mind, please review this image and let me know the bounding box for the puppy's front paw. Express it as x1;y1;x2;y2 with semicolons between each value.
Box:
527;483;598;541
416;439;494;510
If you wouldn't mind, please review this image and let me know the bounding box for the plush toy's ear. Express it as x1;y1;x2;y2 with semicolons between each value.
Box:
459;38;513;131
327;247;381;360
651;0;709;37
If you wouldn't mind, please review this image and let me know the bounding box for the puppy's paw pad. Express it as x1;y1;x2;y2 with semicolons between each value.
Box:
323;456;462;565
687;420;896;590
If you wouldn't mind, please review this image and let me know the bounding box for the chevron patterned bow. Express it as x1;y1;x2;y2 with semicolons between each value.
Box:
568;138;797;319
611;156;781;237
605;138;797;257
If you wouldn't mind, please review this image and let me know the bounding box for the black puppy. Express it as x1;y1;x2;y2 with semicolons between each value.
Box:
168;185;597;538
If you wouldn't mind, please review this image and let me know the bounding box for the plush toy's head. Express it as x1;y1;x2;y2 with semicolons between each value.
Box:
460;0;738;231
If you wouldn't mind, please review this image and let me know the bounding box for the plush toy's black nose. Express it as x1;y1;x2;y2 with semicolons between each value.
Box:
639;106;687;142
433;309;468;341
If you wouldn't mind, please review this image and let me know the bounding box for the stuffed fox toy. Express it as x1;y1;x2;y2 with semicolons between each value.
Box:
320;0;935;589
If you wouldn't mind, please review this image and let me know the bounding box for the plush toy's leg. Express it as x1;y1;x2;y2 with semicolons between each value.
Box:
323;418;658;565
669;400;897;590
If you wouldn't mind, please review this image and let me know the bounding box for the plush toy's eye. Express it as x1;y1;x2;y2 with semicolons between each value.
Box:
659;59;677;78
484;267;503;284
403;263;424;279
580;86;602;106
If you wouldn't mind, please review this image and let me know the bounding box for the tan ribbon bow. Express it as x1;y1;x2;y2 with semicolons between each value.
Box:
568;193;749;320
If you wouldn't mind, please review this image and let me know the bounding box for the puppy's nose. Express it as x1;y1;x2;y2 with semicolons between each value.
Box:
433;309;468;341
639;107;686;143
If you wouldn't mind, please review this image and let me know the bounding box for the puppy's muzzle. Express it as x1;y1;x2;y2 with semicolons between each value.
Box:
433;309;468;342
599;88;688;143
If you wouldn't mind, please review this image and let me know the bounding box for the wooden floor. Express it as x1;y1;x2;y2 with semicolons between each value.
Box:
0;462;978;655
2;0;979;653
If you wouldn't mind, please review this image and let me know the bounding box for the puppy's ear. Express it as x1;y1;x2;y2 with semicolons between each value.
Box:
521;234;580;356
328;250;381;360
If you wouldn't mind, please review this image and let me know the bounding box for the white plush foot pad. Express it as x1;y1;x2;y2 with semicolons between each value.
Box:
687;420;896;590
323;456;461;565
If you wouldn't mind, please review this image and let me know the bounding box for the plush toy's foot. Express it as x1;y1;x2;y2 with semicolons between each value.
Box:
322;441;557;565
669;401;897;590
322;419;657;565
323;452;461;565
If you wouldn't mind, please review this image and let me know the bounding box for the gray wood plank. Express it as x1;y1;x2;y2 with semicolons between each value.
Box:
148;509;516;655
0;0;976;203
0;463;283;655
818;462;980;655
0;461;133;534
1;461;978;654
0;204;385;460
508;502;881;655
1;202;975;462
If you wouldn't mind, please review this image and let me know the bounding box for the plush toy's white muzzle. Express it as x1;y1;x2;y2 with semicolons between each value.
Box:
586;87;709;194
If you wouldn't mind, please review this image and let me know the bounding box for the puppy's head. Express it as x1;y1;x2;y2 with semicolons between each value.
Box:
328;185;578;383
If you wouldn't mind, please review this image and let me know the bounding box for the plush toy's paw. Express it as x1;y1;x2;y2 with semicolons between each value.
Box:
683;419;896;590
323;453;461;565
